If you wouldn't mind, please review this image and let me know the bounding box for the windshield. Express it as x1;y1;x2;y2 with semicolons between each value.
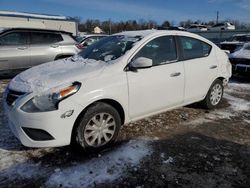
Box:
79;35;142;62
75;36;86;43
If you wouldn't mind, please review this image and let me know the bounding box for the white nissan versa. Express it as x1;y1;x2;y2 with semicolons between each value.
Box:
4;30;231;149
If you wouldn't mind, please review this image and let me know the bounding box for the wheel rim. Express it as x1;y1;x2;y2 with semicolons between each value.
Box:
84;113;116;147
210;83;223;106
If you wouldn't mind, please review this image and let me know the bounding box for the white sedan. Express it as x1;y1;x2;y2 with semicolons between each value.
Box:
4;30;231;149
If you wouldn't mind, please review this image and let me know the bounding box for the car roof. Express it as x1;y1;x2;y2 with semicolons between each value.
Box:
115;29;192;38
0;27;73;35
113;29;214;46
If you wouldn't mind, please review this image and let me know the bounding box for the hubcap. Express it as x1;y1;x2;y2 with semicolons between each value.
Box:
84;113;116;147
210;83;222;106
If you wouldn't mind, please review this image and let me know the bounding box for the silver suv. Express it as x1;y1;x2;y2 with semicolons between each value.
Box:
0;28;81;77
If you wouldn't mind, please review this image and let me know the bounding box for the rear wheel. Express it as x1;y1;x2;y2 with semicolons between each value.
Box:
201;79;224;109
75;102;121;150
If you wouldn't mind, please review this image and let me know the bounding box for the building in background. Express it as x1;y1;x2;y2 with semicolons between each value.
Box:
93;26;103;34
0;11;78;36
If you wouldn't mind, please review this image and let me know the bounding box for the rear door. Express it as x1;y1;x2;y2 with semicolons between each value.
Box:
178;36;218;103
29;31;62;67
0;31;29;72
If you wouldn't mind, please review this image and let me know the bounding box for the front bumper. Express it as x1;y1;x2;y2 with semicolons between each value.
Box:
4;93;83;148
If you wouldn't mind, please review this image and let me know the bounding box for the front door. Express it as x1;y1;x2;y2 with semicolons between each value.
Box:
127;36;185;119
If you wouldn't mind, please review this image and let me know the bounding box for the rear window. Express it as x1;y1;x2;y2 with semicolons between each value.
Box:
180;36;212;60
30;32;63;44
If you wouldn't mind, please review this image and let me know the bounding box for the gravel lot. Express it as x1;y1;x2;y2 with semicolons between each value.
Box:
0;77;250;188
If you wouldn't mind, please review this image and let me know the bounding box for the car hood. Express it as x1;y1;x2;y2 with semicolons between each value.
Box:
8;56;107;93
229;49;250;60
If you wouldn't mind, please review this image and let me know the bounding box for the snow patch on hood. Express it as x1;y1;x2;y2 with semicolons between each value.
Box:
8;56;106;93
46;140;151;187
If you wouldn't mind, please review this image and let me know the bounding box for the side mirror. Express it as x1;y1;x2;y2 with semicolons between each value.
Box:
130;57;153;70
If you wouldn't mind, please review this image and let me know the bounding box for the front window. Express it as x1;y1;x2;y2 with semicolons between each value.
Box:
0;32;28;46
133;36;177;66
79;35;142;62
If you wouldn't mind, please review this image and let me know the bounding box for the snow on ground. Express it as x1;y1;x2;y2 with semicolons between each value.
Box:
1;80;151;187
46;140;151;188
0;109;54;181
0;78;249;186
184;81;250;126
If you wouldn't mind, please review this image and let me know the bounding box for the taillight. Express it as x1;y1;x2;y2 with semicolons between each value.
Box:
75;44;85;49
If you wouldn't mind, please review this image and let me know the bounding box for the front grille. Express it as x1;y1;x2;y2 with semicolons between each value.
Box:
6;89;26;106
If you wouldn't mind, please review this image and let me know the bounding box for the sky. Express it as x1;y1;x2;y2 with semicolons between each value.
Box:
0;0;250;24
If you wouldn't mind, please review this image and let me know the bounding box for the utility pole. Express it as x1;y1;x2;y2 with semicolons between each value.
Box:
109;18;112;35
216;11;219;24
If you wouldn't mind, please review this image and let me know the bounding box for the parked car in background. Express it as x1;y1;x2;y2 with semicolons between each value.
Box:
4;30;231;149
229;42;250;75
75;34;108;49
0;28;81;77
187;24;208;32
220;34;250;53
157;26;186;31
168;26;186;31
210;22;235;31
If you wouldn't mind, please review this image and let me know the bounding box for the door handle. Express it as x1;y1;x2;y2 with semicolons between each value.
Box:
51;44;59;48
170;72;181;77
210;65;217;69
17;47;28;50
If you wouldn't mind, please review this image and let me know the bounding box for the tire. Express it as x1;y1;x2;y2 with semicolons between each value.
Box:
201;79;224;109
75;102;121;150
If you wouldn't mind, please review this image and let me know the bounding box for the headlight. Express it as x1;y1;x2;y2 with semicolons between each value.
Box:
21;82;81;113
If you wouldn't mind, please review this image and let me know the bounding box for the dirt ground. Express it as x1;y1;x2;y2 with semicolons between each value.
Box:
0;76;250;188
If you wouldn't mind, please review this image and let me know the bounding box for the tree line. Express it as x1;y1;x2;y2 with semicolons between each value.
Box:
73;17;250;34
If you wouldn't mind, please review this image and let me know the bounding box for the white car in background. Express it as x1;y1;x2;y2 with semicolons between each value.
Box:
187;24;208;32
4;30;231;149
210;22;235;31
75;34;108;49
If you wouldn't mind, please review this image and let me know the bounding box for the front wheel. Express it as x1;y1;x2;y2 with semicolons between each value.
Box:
75;102;121;150
201;79;224;109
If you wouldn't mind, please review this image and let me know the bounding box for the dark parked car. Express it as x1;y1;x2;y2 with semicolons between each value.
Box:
229;42;250;75
220;34;250;53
